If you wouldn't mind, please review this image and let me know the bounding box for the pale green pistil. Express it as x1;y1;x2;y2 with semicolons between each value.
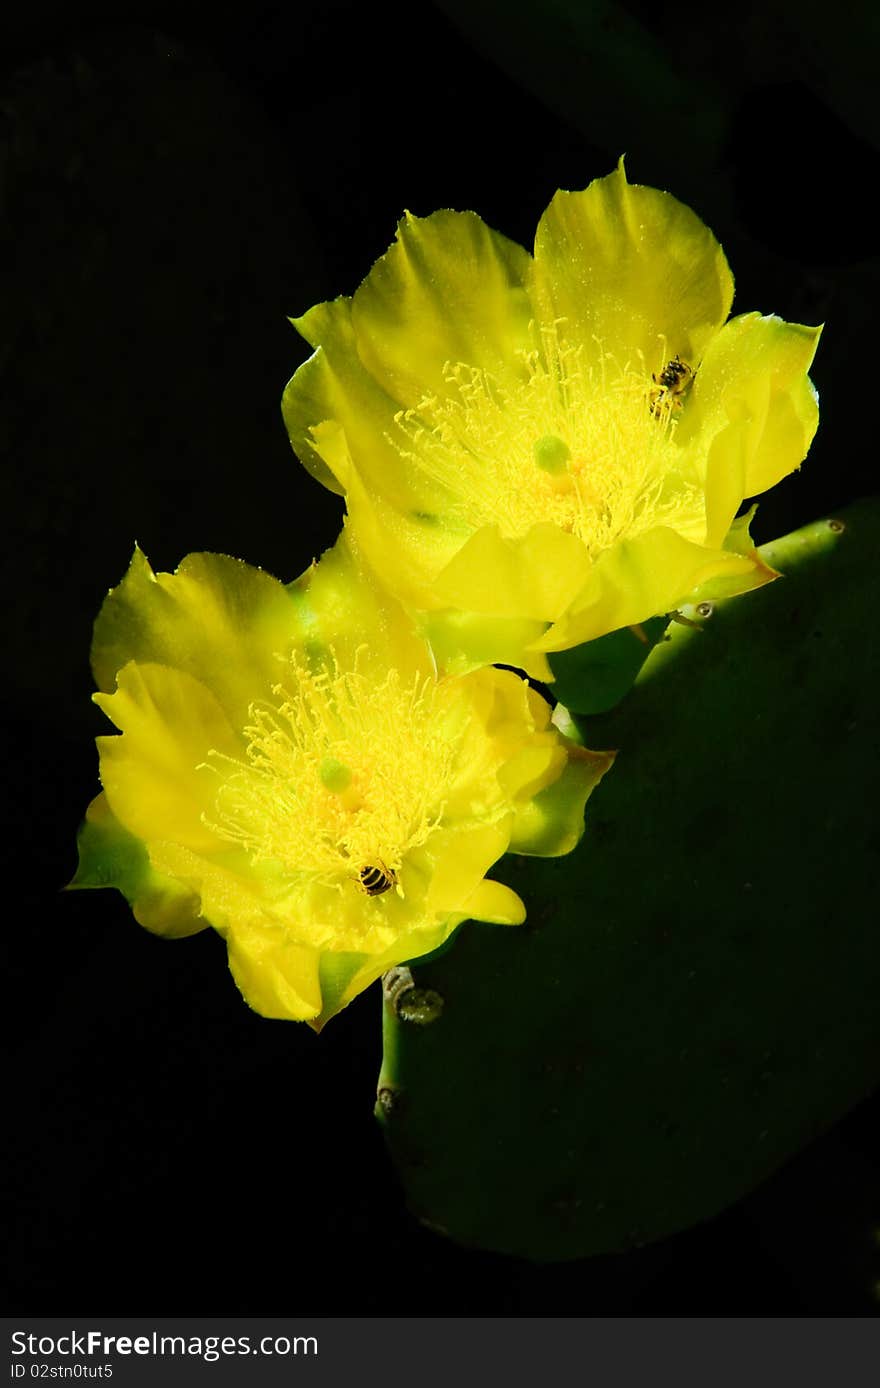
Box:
533;434;571;475
319;756;352;793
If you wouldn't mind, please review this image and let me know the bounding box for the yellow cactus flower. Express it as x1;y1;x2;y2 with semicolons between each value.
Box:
283;162;821;680
71;534;612;1028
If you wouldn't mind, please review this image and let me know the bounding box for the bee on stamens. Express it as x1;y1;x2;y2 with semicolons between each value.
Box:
357;863;398;896
650;355;694;416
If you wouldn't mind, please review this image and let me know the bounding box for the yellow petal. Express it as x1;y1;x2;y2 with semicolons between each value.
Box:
68;792;206;938
143;839;323;1022
350;209;534;403
92;547;303;731
315;950;378;1027
420;822;514;917
534;526;756;650
422;607;554;682
309;421;466;609
747;370;820;497
679;506;779;607
224;921;322;1023
94;662;239;851
701;416;754;550
311;914;458;1030
439;667;560;819
533;160;733;373
285;297;453;510
290;522;438;683
509;745;616;857
680;312;821;542
431;523;593;622
461;878;526;925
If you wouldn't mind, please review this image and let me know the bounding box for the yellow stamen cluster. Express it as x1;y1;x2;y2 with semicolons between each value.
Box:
206;651;458;890
392;323;706;556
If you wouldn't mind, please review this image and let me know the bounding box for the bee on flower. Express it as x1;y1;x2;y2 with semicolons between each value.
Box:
649;355;695;417
283;161;821;680
71;534;612;1028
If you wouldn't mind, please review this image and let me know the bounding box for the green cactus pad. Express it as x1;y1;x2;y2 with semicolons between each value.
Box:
376;501;880;1260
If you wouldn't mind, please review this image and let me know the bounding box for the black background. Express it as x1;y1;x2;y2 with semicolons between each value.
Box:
3;0;878;1313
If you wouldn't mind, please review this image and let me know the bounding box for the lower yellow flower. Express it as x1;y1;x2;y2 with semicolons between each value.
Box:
283;162;821;679
71;534;612;1027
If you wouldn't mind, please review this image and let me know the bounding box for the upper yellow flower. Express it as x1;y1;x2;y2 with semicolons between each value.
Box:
283;162;821;680
71;533;611;1028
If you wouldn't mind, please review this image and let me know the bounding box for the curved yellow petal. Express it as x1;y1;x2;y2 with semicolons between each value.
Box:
701;416;753;551
422;607;553;682
336;442;562;676
473;673;566;804
289;522;438;684
679;506;779;607
91;547;303;731
680;312;821;542
439;667;561;820
224;922;322;1022
311;914;459;1030
284;297;456;511
431;522;593;622
94;662;239;852
143;840;324;1022
69;792;206;938
533;161;733;373
509;746;616;857
535;526;756;651
420;821;514;917
350;209;534;403
314;950;374;1028
308;421;466;610
461;878;526;925
747;370;820;497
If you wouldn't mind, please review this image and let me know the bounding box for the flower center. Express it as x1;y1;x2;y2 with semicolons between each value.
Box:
205;651;457;891
392;323;705;556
